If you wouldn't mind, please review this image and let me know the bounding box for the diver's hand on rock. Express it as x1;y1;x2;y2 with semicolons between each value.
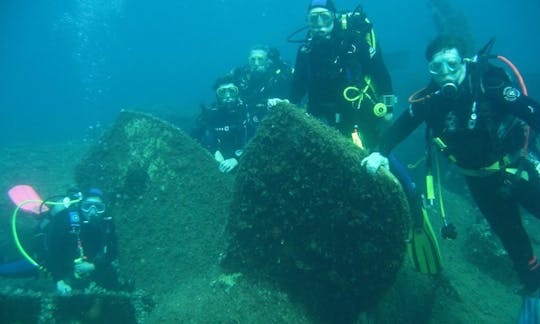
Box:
267;98;289;109
74;261;95;278
56;280;72;295
219;158;238;173
214;150;225;162
361;152;389;175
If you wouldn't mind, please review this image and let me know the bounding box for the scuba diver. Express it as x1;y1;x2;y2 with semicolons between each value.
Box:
40;188;121;295
289;0;395;148
231;45;293;139
283;0;446;274
361;35;540;319
192;74;249;173
2;187;122;294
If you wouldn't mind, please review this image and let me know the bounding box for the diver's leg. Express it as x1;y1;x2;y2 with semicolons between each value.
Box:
388;153;417;197
466;174;540;291
516;158;540;220
388;154;424;220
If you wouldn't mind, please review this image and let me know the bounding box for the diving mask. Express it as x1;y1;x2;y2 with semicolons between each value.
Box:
428;50;463;76
216;84;239;103
307;8;334;36
428;48;466;91
80;200;106;214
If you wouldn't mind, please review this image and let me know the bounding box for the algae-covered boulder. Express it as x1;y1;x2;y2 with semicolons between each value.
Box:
224;104;409;322
74;110;234;296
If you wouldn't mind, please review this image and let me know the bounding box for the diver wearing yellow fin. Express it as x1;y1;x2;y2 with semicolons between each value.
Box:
286;0;445;275
364;150;445;275
364;34;540;320
406;189;443;274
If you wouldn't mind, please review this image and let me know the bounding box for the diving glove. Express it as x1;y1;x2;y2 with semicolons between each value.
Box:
214;150;225;162
361;152;389;175
56;280;72;295
74;261;95;278
219;158;238;173
267;98;289;109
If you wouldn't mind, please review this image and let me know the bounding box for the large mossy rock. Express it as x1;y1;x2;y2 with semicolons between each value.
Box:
225;104;410;322
74;110;234;297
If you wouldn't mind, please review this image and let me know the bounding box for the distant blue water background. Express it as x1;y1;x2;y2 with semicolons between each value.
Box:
1;0;539;145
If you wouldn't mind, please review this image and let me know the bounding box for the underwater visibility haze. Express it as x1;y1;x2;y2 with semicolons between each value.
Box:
0;0;540;323
0;0;538;145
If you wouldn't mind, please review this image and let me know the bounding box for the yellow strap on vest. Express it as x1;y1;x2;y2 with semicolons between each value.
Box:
455;156;512;177
342;76;386;118
433;137;457;163
343;76;373;103
367;24;376;49
434;137;520;177
340;14;348;30
426;173;435;201
504;168;529;181
351;129;364;149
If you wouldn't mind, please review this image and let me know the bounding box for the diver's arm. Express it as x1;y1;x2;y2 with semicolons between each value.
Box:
191;111;207;142
379;104;424;155
289;48;309;105
196;109;220;153
353;28;395;119
96;220;117;265
46;213;76;283
508;95;540;132
484;65;540;131
353;21;393;98
364;44;393;97
272;63;294;100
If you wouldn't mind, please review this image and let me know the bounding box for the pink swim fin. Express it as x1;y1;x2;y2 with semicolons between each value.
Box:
8;185;49;214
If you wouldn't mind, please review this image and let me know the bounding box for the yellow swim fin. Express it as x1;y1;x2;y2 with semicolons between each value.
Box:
407;205;442;274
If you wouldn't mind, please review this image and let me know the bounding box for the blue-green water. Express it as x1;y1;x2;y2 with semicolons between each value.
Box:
0;0;538;146
1;2;540;322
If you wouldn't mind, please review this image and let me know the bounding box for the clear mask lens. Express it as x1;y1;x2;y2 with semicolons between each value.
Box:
307;10;333;30
80;201;106;214
216;85;239;101
429;55;463;76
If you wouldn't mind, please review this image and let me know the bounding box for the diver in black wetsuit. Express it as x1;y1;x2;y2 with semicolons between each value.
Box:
231;45;293;139
364;35;540;294
192;75;248;173
285;0;446;274
40;189;121;295
289;0;395;149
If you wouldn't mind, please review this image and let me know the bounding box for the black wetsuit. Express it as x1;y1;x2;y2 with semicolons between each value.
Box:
43;206;119;289
192;102;248;160
380;63;540;290
290;12;393;149
232;60;293;139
